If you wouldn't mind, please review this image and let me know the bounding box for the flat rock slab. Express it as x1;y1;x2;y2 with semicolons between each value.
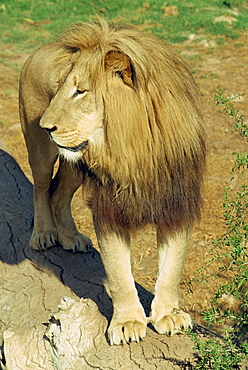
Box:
0;149;220;369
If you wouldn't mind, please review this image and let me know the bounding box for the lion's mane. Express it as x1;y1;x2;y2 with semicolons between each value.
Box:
57;20;206;233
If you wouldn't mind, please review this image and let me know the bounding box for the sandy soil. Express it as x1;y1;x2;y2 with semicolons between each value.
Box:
0;31;247;330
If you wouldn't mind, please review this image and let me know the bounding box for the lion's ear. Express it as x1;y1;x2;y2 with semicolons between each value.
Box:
104;51;135;87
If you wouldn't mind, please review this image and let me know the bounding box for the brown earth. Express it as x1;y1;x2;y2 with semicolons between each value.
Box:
0;31;247;332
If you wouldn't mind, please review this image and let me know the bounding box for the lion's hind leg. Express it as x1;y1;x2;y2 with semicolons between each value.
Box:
26;128;59;251
50;158;92;253
24;128;91;253
150;228;192;335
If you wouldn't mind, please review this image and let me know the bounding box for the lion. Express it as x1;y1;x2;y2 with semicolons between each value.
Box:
19;19;206;345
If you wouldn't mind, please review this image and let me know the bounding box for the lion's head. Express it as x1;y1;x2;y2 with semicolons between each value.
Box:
40;20;206;231
40;50;104;162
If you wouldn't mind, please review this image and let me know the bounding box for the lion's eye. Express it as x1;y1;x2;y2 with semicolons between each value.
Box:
72;89;87;99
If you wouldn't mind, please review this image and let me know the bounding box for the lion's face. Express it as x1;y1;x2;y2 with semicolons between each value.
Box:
40;57;104;162
40;49;135;164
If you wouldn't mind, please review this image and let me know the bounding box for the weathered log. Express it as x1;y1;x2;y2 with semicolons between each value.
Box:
0;149;219;369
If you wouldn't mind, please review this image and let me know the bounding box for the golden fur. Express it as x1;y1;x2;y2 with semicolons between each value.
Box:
55;21;205;232
20;20;205;345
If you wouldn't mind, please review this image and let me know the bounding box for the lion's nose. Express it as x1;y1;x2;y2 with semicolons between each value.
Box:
43;126;57;134
40;114;57;133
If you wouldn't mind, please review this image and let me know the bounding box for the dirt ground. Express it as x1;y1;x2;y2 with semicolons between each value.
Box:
0;31;247;331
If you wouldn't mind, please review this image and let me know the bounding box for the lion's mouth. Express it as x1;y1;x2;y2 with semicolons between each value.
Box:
57;140;89;152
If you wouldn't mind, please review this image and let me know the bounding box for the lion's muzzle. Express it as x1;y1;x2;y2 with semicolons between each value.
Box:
41;125;89;152
57;141;89;152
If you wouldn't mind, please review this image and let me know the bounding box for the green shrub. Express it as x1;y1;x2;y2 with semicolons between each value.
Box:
189;88;248;369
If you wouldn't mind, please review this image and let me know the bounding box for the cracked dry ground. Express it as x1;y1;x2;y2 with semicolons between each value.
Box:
0;32;247;331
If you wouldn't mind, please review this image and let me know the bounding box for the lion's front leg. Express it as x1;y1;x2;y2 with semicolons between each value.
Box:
94;221;147;345
150;229;192;335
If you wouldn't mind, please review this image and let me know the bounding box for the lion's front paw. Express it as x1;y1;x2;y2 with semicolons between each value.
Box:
58;232;92;253
150;309;192;336
108;319;147;345
30;229;59;250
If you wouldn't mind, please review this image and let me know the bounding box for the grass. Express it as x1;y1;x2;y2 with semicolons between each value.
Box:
0;0;248;51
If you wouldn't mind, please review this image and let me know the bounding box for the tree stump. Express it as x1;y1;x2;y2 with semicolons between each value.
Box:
0;149;221;369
